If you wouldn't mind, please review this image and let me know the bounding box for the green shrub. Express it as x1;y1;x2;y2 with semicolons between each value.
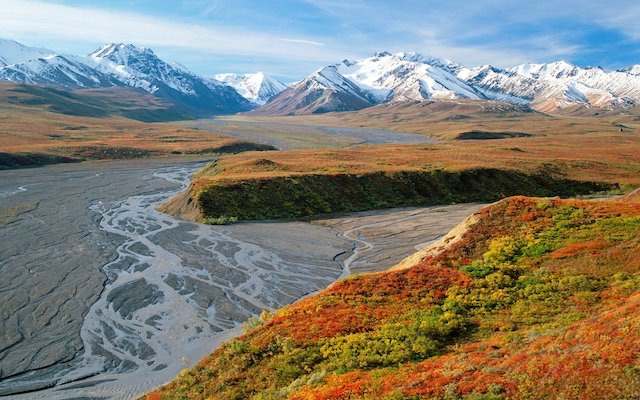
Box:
202;215;238;225
320;307;467;371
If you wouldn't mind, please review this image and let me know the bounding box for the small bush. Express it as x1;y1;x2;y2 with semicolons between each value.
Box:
203;215;238;225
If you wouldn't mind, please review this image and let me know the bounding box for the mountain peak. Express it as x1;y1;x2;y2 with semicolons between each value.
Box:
90;43;155;61
214;72;287;105
510;60;580;79
0;38;54;67
626;65;640;76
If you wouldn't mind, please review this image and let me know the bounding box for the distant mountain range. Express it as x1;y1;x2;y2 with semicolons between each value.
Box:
255;51;640;115
0;39;278;116
2;39;640;118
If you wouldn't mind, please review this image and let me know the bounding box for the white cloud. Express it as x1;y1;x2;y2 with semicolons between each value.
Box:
0;0;341;62
0;0;637;79
280;39;325;47
301;0;638;68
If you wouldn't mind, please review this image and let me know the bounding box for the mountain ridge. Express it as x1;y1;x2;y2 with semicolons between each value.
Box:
84;43;254;115
0;40;253;117
2;39;640;116
0;39;54;67
255;51;640;115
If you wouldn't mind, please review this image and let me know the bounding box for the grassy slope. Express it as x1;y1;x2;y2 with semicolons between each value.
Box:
145;196;640;400
239;100;638;140
0;84;274;168
0;83;194;122
171;133;640;221
194;132;640;183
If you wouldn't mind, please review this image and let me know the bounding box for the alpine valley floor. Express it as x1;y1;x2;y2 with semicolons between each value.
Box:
0;158;483;399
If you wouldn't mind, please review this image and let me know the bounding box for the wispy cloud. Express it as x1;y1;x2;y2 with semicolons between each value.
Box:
280;38;325;47
0;0;341;63
0;0;638;79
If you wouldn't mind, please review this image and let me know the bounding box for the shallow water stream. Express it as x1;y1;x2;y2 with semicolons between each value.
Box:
0;158;482;399
0;159;347;399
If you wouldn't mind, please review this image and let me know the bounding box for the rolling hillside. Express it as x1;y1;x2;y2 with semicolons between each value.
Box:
244;99;638;141
145;195;640;399
0;83;273;169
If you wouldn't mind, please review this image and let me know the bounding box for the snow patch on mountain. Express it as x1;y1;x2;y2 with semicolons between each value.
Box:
626;65;640;76
86;43;202;94
0;39;54;67
459;60;640;110
0;54;122;88
335;52;483;103
215;72;287;104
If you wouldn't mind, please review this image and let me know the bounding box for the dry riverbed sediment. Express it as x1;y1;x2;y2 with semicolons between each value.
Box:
314;203;486;275
0;159;482;399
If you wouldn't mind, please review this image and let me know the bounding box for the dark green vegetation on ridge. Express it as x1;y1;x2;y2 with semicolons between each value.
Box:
5;84;194;122
164;133;640;223
0;151;80;169
196;169;613;221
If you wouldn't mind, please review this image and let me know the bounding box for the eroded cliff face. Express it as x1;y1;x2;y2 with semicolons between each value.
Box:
157;184;203;222
160;168;614;223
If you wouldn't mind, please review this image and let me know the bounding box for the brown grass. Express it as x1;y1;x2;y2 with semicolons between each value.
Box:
0;89;259;160
240;100;638;140
195;132;640;188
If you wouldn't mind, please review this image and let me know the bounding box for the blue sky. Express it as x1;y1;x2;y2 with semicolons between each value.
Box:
1;0;640;81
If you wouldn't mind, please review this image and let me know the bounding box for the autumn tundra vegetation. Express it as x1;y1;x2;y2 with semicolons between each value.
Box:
0;83;273;168
3;75;640;400
145;194;640;399
241;99;639;140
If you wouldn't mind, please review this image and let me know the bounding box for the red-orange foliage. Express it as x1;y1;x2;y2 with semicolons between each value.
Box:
291;294;640;399
328;264;470;300
254;265;470;344
146;197;640;400
548;241;606;259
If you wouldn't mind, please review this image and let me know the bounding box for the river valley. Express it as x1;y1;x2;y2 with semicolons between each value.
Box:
0;159;483;399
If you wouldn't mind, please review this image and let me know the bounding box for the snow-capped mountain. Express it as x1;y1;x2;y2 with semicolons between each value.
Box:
252;65;377;115
256;52;522;115
256;52;640;115
84;43;253;115
0;40;253;116
336;52;485;103
0;39;54;67
0;54;123;89
626;65;640;76
458;61;640;111
215;72;287;105
3;38;640;116
0;40;118;89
